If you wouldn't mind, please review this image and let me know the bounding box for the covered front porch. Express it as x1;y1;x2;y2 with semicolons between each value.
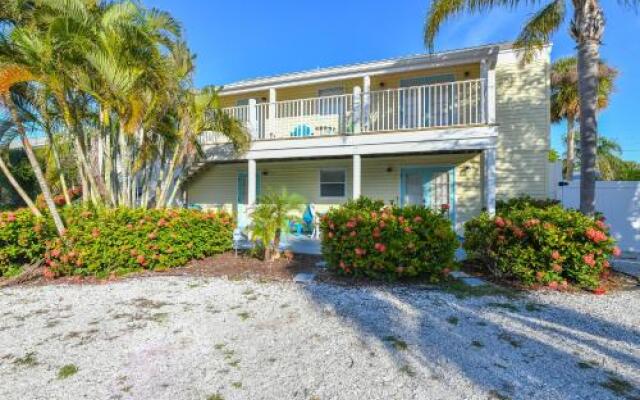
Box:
186;148;497;236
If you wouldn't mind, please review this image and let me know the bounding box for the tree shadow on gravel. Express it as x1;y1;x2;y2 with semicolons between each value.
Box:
301;284;640;400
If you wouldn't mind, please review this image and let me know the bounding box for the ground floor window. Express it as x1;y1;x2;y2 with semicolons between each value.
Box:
237;172;261;204
320;169;346;198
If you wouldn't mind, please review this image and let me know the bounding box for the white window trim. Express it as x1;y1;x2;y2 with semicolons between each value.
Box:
319;168;347;199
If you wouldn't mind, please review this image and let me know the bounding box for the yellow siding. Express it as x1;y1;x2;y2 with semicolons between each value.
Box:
219;90;269;108
369;63;480;90
276;79;362;101
186;153;481;231
494;49;551;199
219;64;480;106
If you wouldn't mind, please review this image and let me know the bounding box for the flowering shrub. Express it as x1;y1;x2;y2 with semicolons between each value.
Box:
320;198;458;280
0;209;54;276
44;207;234;278
496;196;560;212
464;204;619;290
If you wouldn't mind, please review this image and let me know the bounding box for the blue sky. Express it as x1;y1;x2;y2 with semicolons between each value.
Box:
144;0;640;161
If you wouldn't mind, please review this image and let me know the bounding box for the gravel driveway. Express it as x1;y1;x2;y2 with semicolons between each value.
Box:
1;277;639;400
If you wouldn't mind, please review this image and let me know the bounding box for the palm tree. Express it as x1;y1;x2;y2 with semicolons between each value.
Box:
551;57;617;180
2;0;249;215
595;136;623;180
425;0;638;215
250;190;305;261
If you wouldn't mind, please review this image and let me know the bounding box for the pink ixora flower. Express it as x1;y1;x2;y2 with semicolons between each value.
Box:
374;242;387;253
551;250;561;260
612;246;622;257
523;218;540;229
355;248;366;257
413;216;423;223
583;253;596;268
6;212;16;222
403;226;412;234
585;228;607;244
494;216;506;228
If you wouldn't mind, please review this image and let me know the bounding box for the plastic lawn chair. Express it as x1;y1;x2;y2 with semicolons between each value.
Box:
290;124;313;137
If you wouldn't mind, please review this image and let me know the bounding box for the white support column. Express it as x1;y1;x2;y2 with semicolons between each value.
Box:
353;154;361;199
248;159;257;206
484;148;496;216
352;86;362;134
481;59;496;124
267;88;277;138
362;75;371;131
248;98;258;139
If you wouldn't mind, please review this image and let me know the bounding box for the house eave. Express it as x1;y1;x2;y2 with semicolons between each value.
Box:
218;43;513;96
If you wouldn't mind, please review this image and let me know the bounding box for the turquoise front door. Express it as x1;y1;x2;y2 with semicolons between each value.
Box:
400;167;455;218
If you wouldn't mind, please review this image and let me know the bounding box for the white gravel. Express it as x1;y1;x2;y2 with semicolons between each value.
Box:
1;277;639;400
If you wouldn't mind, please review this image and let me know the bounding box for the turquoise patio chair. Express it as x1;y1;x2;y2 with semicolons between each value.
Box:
290;124;313;137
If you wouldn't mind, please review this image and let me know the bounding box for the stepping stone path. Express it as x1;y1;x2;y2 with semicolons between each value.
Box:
293;272;316;284
450;271;488;287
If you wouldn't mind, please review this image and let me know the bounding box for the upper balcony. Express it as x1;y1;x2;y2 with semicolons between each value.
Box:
200;44;503;160
200;78;490;145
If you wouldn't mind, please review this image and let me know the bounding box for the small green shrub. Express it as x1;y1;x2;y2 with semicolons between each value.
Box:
320;197;458;280
464;203;619;290
43;207;233;278
0;209;55;276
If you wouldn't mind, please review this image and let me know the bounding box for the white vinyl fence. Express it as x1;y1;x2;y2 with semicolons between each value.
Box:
548;163;640;252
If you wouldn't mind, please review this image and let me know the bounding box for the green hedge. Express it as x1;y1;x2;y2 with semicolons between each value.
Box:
0;209;55;277
0;207;234;278
320;198;458;280
464;203;619;290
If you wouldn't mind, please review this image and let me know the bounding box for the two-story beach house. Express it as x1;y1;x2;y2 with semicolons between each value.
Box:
185;43;551;233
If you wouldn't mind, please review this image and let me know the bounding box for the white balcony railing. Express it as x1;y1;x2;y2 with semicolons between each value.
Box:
200;78;488;145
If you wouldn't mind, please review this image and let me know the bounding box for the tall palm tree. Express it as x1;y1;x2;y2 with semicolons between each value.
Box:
425;0;638;215
551;56;617;180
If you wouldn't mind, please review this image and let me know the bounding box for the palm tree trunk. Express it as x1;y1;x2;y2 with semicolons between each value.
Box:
577;41;600;215
574;0;604;216
3;94;64;234
0;152;42;217
565;117;576;181
156;142;186;208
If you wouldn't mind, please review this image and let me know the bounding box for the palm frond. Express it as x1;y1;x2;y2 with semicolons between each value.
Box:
424;0;534;51
514;0;565;62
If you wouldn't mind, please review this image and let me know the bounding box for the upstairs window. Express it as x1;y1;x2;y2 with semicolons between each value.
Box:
320;169;346;198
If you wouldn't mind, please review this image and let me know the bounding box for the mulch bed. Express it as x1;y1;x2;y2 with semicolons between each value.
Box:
459;259;640;293
2;252;638;295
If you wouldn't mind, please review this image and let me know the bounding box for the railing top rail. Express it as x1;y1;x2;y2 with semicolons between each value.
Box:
223;104;251;112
